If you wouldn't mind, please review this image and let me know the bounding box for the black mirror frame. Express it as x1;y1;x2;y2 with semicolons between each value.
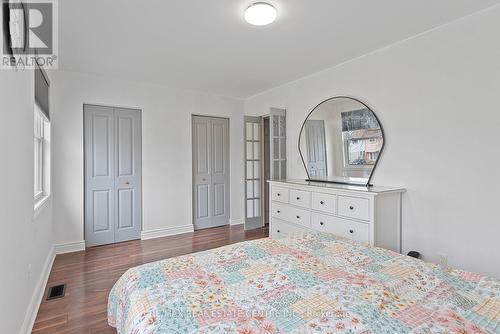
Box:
298;96;385;187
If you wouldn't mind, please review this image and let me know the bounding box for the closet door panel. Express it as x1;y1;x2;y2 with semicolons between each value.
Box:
211;119;230;223
193;117;212;229
114;108;142;243
84;105;115;247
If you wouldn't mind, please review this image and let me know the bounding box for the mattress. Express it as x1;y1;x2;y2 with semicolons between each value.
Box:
108;233;500;333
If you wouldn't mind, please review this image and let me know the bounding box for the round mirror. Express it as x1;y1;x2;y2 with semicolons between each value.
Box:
298;97;384;186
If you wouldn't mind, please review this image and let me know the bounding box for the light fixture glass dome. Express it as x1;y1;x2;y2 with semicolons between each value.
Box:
244;2;277;26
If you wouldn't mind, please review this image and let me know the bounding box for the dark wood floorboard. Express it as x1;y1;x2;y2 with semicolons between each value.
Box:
32;225;269;333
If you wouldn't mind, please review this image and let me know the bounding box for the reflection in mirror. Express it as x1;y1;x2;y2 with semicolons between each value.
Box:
299;97;384;186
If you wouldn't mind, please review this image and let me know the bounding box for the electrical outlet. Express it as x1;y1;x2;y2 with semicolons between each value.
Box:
437;253;448;268
27;263;33;280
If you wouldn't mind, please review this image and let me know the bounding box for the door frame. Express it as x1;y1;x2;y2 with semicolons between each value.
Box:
191;114;231;230
83;103;143;247
261;115;270;225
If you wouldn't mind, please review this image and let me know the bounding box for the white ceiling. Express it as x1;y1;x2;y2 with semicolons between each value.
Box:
59;0;500;98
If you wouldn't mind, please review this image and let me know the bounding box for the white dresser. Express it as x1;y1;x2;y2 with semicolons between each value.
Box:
268;180;405;253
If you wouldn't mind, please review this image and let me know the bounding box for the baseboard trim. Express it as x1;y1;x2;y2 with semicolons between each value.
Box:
21;245;55;334
141;224;194;240
230;218;244;226
54;241;86;254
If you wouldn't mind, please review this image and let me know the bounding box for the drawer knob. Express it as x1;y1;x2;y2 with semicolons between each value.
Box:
277;210;281;213
296;197;300;200
296;215;300;219
277;193;281;196
319;221;324;226
320;201;324;205
349;206;354;210
277;229;280;233
349;229;354;234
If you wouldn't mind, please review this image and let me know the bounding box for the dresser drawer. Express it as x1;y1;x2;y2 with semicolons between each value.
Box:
289;189;311;208
311;212;369;244
271;186;289;203
338;196;370;221
311;192;336;214
271;203;311;228
271;219;307;239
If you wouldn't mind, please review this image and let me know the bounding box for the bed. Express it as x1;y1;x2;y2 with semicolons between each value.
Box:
108;233;500;333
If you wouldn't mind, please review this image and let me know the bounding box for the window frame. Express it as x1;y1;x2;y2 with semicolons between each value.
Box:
34;102;50;208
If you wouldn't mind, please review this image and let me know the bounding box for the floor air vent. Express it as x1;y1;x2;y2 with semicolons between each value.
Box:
46;284;66;300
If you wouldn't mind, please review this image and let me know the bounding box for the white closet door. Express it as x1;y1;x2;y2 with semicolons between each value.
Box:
192;116;230;230
84;105;115;247
270;108;286;180
210;117;231;227
84;105;142;247
114;108;142;243
244;116;263;230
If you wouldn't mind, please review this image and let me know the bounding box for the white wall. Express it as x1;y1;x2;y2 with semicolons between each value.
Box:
0;70;54;333
51;71;245;246
245;6;500;278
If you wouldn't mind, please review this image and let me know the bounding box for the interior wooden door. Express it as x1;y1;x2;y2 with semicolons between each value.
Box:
192;116;230;230
270;108;286;180
84;105;142;247
244;116;263;230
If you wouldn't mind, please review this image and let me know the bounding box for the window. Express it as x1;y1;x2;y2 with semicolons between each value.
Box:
34;64;50;209
34;103;50;206
341;109;383;167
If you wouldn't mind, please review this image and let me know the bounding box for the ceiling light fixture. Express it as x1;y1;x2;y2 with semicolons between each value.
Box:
244;2;277;26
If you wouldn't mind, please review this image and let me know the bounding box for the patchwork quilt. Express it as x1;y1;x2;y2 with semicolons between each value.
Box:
108;233;500;333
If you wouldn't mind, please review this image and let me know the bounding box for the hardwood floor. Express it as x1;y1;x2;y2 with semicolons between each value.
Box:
32;225;269;334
